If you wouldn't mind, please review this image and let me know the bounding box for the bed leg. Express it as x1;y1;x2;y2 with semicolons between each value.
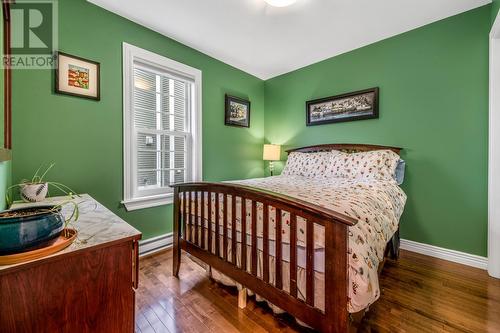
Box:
238;288;247;309
389;228;400;260
173;243;181;278
173;188;181;278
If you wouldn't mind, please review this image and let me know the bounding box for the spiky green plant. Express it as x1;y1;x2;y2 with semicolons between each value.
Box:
5;163;80;208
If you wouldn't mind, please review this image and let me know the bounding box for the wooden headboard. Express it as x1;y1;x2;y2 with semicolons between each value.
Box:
286;143;402;155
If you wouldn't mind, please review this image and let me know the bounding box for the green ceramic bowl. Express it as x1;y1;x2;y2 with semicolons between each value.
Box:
0;205;64;255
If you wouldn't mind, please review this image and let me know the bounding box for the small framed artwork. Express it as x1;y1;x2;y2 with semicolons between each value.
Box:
225;94;250;128
306;87;379;126
55;52;100;100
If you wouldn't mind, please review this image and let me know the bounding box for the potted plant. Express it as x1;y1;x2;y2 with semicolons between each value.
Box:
0;201;79;254
7;163;77;204
0;164;81;254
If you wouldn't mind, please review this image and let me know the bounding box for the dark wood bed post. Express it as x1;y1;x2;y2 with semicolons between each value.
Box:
173;186;181;278
325;222;349;332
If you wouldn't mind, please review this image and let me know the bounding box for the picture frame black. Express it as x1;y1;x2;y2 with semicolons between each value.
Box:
305;87;379;126
225;94;250;128
55;51;101;101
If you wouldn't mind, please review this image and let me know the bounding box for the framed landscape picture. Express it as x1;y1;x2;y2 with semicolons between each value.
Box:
225;94;250;127
306;87;379;126
55;52;100;100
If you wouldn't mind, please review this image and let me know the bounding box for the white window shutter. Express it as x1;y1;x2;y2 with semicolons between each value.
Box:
133;66;191;194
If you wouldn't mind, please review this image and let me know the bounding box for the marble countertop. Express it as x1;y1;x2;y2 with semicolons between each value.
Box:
0;194;142;272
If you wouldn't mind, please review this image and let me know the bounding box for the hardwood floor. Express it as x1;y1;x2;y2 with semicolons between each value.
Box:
136;249;500;333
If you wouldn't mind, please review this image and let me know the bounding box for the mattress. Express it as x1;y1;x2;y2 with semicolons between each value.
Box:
183;175;407;313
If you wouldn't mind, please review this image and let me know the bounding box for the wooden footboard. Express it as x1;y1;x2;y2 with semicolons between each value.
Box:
171;182;357;333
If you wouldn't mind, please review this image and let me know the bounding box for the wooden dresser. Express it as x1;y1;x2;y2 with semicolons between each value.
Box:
0;195;142;333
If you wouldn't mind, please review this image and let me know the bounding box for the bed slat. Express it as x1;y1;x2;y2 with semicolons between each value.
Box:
215;193;220;257
251;200;257;276
263;203;269;283
275;208;282;290
241;198;247;271
290;212;297;298
193;191;199;245
182;192;187;241
223;194;228;261
231;195;237;265
306;221;314;306
200;191;205;250
186;192;191;242
201;191;205;250
191;191;195;243
207;192;212;253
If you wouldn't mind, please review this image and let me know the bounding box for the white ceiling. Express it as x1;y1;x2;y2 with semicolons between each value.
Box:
88;0;490;80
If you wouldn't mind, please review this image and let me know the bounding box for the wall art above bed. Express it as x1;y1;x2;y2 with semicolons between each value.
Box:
306;87;379;126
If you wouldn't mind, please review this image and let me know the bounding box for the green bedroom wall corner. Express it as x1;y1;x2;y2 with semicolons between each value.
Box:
492;0;500;24
10;0;265;240
264;6;490;256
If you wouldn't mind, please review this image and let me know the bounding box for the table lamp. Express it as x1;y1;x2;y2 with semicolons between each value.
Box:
263;144;281;176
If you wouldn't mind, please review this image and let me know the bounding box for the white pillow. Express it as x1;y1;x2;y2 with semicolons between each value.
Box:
328;149;400;181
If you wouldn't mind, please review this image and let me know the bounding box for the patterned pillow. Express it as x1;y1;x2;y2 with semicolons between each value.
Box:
302;151;340;178
328;150;400;181
282;151;340;178
281;152;308;176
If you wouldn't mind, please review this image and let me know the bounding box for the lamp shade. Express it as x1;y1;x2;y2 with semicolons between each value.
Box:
263;144;281;161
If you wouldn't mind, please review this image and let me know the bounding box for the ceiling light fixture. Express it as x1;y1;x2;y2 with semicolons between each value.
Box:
264;0;297;7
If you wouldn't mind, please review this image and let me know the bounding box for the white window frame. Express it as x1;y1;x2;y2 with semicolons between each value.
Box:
122;42;202;211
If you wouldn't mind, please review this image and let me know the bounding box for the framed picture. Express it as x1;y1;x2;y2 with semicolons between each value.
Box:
55;52;100;100
306;87;379;126
225;94;250;128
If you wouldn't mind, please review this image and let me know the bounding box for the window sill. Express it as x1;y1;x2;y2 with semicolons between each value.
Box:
121;193;173;211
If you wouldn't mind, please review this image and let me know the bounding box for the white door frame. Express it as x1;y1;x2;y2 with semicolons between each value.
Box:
489;13;500;278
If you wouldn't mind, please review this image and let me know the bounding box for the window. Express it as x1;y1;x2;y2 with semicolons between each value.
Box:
122;43;202;211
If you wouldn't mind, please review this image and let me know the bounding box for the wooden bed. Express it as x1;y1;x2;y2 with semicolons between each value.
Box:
171;143;402;332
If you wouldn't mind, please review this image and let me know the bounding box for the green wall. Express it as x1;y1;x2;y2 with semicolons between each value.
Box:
493;0;499;23
264;6;490;256
9;1;493;255
11;0;265;239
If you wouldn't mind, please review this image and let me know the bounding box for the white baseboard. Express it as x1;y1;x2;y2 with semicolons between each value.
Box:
137;234;488;270
400;239;487;270
139;233;173;257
